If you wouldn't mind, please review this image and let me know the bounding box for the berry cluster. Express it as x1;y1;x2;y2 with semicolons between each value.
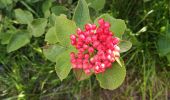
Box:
70;18;120;74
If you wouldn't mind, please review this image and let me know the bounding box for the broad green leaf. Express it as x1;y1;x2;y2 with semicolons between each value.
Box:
51;6;68;16
96;60;126;90
28;18;47;37
42;0;52;18
0;30;14;44
74;69;91;81
43;44;65;62
158;36;170;56
55;15;77;46
0;0;12;8
14;9;33;24
94;14;126;38
73;0;91;29
49;13;56;26
158;22;170;56
86;0;105;11
55;49;72;81
7;30;30;52
118;40;132;53
45;27;59;44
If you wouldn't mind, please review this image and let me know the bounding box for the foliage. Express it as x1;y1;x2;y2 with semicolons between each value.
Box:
0;0;169;99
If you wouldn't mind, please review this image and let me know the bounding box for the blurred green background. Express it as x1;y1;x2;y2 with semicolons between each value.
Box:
0;0;169;99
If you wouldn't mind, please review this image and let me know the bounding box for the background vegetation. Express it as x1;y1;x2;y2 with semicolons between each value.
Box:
0;0;169;99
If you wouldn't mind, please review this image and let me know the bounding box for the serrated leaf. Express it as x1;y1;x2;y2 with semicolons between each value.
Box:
118;40;132;53
42;0;52;18
96;60;126;90
55;49;72;81
55;15;77;46
51;6;68;16
73;0;91;29
43;44;65;62
28;18;47;37
45;27;59;44
94;14;126;38
14;9;33;24
7;30;30;52
74;69;91;81
86;0;105;11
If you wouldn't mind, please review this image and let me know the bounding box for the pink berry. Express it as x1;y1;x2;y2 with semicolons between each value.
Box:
104;22;110;28
84;54;90;59
70;18;121;74
85;24;92;31
79;34;85;40
83;44;88;49
92;24;97;30
84;69;91;75
77;28;82;35
70;52;75;58
98;18;105;25
88;47;94;53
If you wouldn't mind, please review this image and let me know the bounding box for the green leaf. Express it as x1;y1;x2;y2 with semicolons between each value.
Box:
96;60;126;90
118;40;132;53
0;30;14;44
73;0;91;29
42;0;52;18
28;18;47;37
51;6;68;16
45;27;59;44
158;36;170;56
43;44;65;62
49;13;56;26
86;0;105;11
14;9;33;24
74;69;91;81
55;15;77;46
158;22;170;56
94;14;126;38
0;0;12;8
55;49;72;81
7;30;30;52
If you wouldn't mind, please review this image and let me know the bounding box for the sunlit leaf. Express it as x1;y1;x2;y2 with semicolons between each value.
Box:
55;49;72;81
14;9;33;24
96;59;126;90
43;44;66;62
28;18;47;37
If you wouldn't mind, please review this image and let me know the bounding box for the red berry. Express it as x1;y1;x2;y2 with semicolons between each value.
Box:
84;54;90;59
70;18;121;74
88;47;94;53
98;18;105;25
